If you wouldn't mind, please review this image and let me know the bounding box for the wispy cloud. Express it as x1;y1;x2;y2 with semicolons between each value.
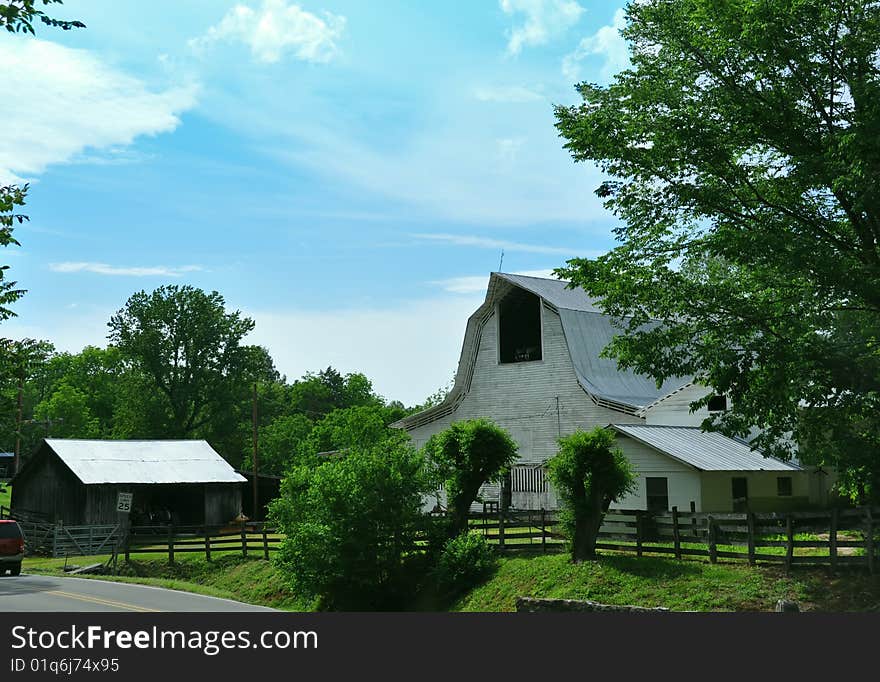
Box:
432;269;560;294
412;233;579;256
49;262;205;277
190;0;346;64
562;8;629;83
473;85;543;103
500;0;584;55
0;37;197;184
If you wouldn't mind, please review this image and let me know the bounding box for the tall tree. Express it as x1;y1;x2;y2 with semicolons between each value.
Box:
555;0;880;501
108;285;258;441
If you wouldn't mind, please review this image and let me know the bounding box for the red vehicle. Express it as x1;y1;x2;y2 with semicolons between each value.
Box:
0;520;24;576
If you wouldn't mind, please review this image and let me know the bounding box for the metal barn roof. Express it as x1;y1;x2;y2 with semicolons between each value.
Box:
608;424;802;471
43;439;247;485
496;273;690;411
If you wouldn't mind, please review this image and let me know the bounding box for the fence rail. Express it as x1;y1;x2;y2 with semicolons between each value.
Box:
123;523;282;563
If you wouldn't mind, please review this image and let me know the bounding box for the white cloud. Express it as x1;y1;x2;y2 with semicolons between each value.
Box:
500;0;584;55
245;296;483;405
49;262;204;277
411;233;581;256
190;0;345;64
473;85;543;103
562;8;630;83
433;269;559;295
0;37;197;184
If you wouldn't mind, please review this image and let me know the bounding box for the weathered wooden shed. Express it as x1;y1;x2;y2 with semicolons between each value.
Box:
11;439;246;526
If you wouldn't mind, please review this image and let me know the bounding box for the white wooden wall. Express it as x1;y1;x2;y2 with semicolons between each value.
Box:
612;435;703;511
407;304;643;510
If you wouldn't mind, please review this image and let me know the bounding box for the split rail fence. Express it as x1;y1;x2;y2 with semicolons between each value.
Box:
472;505;878;573
122;523;282;563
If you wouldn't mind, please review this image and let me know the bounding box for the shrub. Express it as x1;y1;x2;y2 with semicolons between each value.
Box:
433;531;498;597
269;441;431;610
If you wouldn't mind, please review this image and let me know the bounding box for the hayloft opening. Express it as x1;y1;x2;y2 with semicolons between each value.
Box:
498;288;542;363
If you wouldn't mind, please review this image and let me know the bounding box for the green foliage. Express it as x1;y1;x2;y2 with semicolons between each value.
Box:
0;184;27;322
432;531;497;598
423;419;518;535
554;0;880;502
270;442;431;610
546;428;636;561
0;0;84;33
33;382;99;438
108;285;261;442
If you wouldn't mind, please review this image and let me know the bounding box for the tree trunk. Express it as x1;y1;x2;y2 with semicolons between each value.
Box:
571;491;606;563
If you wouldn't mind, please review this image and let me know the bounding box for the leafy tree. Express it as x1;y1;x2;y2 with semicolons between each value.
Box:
546;428;636;562
247;413;314;476
270;442;431;610
1;0;85;33
423;419;518;536
288;367;380;419
33;382;99;438
107;285;259;442
554;0;880;501
300;403;408;460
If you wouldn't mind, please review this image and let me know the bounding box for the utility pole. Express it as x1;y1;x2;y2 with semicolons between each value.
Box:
13;367;23;476
251;382;259;521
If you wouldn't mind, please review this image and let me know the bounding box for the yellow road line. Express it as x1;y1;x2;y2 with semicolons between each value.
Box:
46;590;161;612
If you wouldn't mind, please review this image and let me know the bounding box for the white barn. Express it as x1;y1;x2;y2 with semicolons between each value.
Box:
394;272;829;513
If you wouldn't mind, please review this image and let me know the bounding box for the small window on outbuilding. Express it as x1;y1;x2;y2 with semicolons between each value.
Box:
645;477;669;512
707;395;728;412
777;476;793;497
498;288;542;363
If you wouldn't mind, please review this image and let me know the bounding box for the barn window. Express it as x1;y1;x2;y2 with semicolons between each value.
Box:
707;395;728;412
777;476;793;497
498;288;542;363
645;477;668;512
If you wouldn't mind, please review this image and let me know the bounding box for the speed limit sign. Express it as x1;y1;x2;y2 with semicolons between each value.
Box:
116;492;133;513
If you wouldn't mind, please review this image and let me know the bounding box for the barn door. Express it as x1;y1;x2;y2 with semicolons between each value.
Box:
731;477;749;512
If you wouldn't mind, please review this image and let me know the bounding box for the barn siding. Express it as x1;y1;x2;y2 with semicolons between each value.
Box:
204;484;241;525
643;384;714;427
12;450;85;524
612;435;702;511
407;305;643;510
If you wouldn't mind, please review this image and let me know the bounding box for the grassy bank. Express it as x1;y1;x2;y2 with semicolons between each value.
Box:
24;547;880;612
453;552;880;612
25;553;313;611
0;482;10;509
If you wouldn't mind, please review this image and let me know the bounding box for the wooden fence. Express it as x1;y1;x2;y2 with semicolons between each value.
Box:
473;505;878;573
123;523;282;563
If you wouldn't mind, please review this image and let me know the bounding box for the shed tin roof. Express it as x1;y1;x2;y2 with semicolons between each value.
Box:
42;439;247;485
608;424;801;472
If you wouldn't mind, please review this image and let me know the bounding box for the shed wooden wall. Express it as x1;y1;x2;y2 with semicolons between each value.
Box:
700;471;811;512
11;448;85;524
204;484;241;525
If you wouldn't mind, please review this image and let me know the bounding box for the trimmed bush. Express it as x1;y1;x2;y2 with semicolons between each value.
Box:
433;531;498;597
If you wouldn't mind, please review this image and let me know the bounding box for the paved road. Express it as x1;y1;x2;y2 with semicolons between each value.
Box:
0;574;275;612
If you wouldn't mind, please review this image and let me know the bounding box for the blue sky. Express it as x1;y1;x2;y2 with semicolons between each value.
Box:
2;0;631;405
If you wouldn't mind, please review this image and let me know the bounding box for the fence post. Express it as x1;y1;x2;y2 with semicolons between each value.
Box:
88;526;94;555
262;527;269;560
635;511;643;557
241;523;248;558
866;507;875;575
690;501;698;538
785;514;794;573
205;526;212;562
747;512;756;565
829;507;838;574
672;506;681;560
541;508;546;555
708;516;717;564
498;510;505;549
124;529;130;563
168;523;175;564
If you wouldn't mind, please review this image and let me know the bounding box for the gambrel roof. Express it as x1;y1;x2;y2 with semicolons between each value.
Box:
396;272;690;429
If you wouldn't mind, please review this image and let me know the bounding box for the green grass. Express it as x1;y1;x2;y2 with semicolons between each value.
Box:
25;553;314;611
0;482;10;510
452;552;880;612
